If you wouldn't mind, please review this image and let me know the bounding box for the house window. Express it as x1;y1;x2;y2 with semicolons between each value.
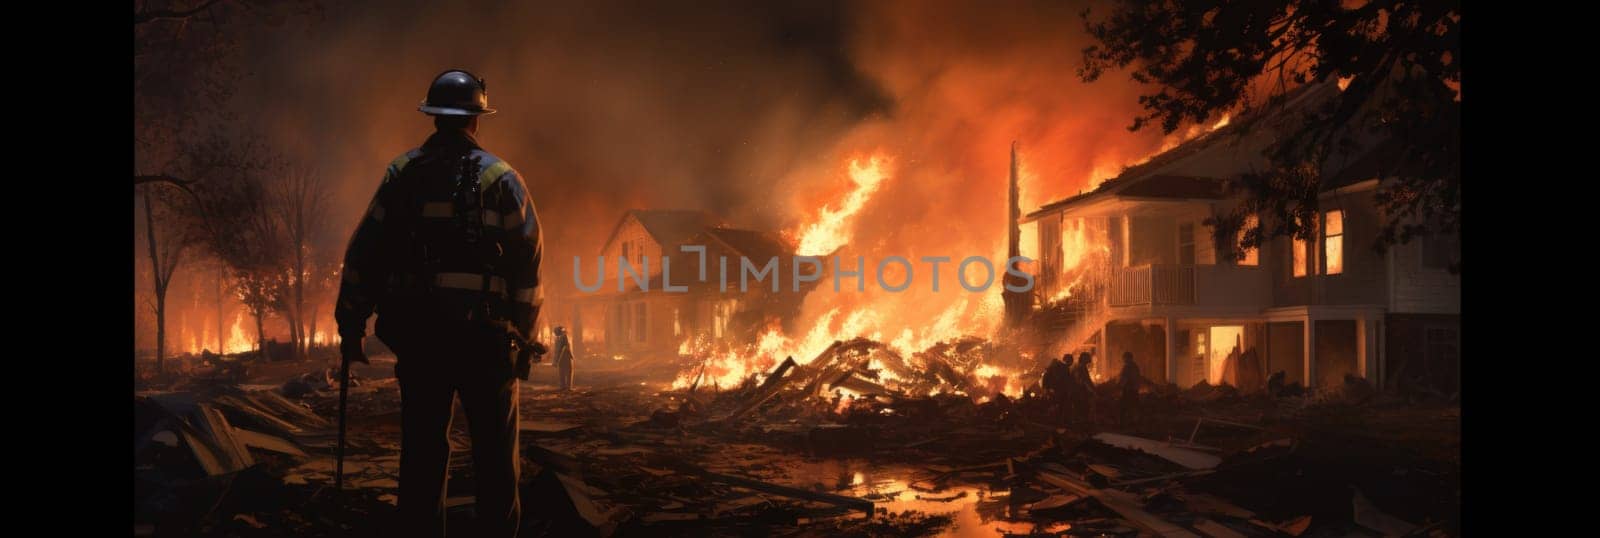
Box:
1237;214;1259;266
633;303;647;343
1178;222;1196;265
622;241;631;263
673;307;682;337
1292;239;1309;277
1323;210;1344;275
1292;213;1317;278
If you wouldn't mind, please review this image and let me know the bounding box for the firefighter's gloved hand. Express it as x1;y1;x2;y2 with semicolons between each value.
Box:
341;337;369;365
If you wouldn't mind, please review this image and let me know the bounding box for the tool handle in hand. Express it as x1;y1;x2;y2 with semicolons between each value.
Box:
335;359;351;491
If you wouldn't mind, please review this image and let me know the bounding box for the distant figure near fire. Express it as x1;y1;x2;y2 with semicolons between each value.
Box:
1072;352;1095;419
553;326;574;391
335;69;543;538
1118;352;1142;426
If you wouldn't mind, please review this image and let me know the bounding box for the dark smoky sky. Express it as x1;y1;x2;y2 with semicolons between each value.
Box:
237;0;897;264
144;0;1189;350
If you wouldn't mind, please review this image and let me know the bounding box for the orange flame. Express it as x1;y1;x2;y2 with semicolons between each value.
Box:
793;154;892;256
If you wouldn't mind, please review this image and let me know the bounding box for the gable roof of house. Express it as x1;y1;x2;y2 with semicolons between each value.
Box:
600;209;723;255
701;227;795;262
1024;80;1356;221
600;223;800;295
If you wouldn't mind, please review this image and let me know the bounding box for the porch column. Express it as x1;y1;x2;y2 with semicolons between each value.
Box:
1302;316;1317;390
1164;316;1178;385
1376;319;1386;390
1356;314;1368;379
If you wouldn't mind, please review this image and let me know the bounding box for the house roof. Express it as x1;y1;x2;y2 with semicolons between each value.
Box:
701;227;795;262
1024;80;1357;221
632;209;721;246
600;209;722;255
1116;174;1229;200
590;211;801;295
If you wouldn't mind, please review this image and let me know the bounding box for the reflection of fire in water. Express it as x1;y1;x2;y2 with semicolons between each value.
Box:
795;461;1073;537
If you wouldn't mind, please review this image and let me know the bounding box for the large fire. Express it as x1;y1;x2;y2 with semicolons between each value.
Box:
223;313;254;354
676;147;1018;397
670;104;1233;399
792;154;892;256
1047;217;1113;304
178;312;258;356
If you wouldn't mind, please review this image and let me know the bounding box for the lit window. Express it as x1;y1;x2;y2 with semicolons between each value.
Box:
1292;213;1317;278
1237;214;1259;266
1324;210;1344;275
1292;239;1308;277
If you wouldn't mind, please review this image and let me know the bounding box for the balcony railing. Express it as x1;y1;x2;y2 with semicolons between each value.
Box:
1106;263;1271;308
1109;264;1196;306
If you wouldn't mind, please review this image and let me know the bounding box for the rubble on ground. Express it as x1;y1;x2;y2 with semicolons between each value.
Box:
134;337;1459;537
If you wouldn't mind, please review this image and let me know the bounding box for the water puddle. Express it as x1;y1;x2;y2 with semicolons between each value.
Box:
782;459;1075;537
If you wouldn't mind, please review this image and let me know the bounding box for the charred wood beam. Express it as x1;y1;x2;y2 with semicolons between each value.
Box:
687;467;874;516
719;356;798;423
1033;470;1200;538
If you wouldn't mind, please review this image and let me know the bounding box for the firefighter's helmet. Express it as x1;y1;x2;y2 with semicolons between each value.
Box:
418;69;496;116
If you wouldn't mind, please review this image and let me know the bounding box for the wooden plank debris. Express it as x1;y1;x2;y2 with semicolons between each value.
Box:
1034;470;1200;538
1093;432;1222;470
688;467;874;516
721;356;798;423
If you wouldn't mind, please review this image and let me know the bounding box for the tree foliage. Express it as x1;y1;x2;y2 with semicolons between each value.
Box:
1080;0;1459;270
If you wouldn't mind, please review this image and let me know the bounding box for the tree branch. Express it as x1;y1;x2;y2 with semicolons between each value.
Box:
135;0;228;25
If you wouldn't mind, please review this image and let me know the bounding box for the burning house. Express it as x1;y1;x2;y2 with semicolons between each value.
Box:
1023;81;1461;394
562;209;816;360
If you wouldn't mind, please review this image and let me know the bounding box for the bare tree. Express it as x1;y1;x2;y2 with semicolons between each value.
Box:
230;186;289;359
133;1;321;366
139;184;199;373
266;165;333;360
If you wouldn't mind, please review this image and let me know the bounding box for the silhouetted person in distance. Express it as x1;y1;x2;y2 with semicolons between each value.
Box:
1071;352;1095;420
1041;353;1074;420
553;325;574;391
1118;351;1142;426
335;69;543;538
1041;353;1071;396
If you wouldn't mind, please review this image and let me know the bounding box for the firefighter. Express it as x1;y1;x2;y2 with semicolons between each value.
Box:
552;325;575;391
336;69;542;538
